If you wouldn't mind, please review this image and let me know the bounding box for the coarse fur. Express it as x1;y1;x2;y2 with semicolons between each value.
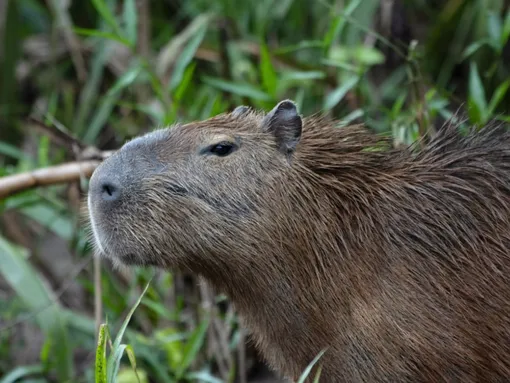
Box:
87;100;510;382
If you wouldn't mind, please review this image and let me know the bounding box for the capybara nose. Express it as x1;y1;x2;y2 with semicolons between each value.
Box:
99;181;121;202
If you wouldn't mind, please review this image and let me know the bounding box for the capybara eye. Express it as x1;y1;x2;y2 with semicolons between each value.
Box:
208;142;235;157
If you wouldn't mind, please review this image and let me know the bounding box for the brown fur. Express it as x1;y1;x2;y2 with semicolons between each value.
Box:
87;100;510;382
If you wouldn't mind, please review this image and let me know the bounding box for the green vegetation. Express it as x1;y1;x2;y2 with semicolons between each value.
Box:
0;0;509;382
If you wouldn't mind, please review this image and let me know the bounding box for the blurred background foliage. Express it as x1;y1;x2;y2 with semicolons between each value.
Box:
0;0;509;382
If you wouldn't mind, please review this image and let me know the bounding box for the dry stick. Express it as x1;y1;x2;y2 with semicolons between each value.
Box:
199;280;231;380
237;323;247;383
137;0;151;59
0;160;101;200
27;116;87;152
136;0;151;103
94;254;102;338
217;18;241;109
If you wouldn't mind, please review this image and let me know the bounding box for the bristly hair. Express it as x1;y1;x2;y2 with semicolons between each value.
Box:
295;111;510;181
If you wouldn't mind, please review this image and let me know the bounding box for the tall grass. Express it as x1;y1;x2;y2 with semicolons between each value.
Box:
0;0;509;382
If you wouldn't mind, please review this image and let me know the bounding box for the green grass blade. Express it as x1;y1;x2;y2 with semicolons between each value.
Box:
296;349;327;383
83;92;122;144
107;344;127;383
202;76;272;101
91;0;124;41
488;79;510;116
323;0;363;54
185;370;224;383
174;62;197;102
122;0;137;47
73;27;132;46
106;63;144;97
168;17;209;91
0;141;34;162
96;323;108;383
0;365;44;383
502;9;510;46
461;39;490;60
260;42;278;97
468;62;488;124
323;76;359;110
0;235;73;382
74;39;111;137
487;10;502;49
155;13;213;77
280;70;326;82
312;365;323;383
338;109;364;127
20;204;73;241
174;316;210;379
106;280;152;381
125;345;142;383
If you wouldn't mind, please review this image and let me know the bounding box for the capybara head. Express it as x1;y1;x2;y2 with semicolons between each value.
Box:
87;100;305;269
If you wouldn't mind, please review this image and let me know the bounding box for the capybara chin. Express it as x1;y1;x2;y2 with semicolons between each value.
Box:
87;99;510;382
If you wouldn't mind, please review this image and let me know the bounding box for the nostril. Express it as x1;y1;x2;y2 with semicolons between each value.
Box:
100;182;120;201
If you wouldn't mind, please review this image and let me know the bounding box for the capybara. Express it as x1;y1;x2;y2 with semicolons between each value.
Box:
87;100;510;382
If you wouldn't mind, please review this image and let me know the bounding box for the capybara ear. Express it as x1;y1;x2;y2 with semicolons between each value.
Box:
262;99;303;156
231;105;251;117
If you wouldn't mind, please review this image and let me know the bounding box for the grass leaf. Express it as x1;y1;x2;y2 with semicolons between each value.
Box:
90;0;124;42
0;141;34;162
0;235;73;382
186;370;224;383
122;0;137;47
488;79;510;116
460;39;489;60
202;76;272;101
20;204;73;241
502;9;510;48
83;92;122;144
323;0;363;54
174;316;210;379
0;365;44;383
296;349;327;383
95;324;108;383
323;76;359;110
74;38;111;137
168;18;209;91
260;42;278;97
73;27;132;46
468;62;487;124
107;344;127;383
106;63;144;97
125;345;142;383
106;280;152;381
487;10;502;49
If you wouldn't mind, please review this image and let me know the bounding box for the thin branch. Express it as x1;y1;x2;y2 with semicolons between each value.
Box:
0;257;91;333
136;0;151;104
94;255;102;338
27;116;87;152
137;0;151;59
0;151;113;200
237;327;247;383
218;18;240;109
